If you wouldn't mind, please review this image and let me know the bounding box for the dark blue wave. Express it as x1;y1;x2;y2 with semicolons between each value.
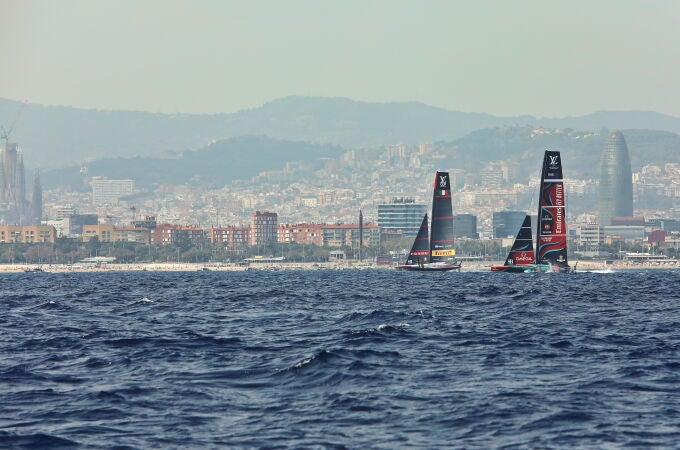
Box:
1;269;679;448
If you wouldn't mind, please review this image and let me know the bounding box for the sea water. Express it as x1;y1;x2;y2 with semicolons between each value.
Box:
1;270;678;448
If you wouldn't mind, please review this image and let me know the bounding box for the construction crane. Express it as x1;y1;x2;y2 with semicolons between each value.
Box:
1;100;28;146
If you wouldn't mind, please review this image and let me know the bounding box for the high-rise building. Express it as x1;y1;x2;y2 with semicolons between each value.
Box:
377;198;427;237
599;131;633;226
251;211;278;246
91;178;135;205
1;141;27;223
452;214;478;238
16;154;25;218
493;211;526;239
29;169;42;225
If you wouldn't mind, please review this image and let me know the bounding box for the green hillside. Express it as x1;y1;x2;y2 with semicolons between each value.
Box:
42;136;343;190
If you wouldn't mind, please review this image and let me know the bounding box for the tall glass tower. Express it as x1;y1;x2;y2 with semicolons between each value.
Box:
598;131;633;226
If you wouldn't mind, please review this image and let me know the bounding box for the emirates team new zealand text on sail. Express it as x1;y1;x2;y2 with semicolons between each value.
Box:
491;150;573;273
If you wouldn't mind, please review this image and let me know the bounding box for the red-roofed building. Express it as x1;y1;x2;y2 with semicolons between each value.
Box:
211;226;251;250
648;229;666;245
278;223;323;245
150;224;206;245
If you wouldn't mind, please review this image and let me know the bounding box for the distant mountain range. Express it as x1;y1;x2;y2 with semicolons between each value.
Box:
2;96;680;170
42;128;679;190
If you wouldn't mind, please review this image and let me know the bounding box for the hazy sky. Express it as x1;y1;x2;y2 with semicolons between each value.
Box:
1;0;679;117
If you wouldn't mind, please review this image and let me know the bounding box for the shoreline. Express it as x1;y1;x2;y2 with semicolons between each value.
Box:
1;260;677;273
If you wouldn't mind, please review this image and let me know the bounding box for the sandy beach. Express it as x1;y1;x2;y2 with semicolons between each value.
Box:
1;261;381;273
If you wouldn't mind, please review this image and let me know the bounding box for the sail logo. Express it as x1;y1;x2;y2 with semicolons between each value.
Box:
432;249;455;257
557;255;566;262
439;175;448;188
548;155;560;169
514;252;534;263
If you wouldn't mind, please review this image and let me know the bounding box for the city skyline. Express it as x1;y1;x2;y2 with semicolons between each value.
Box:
36;139;680;233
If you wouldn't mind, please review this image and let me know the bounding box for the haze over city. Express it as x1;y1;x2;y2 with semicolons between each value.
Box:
0;0;678;246
2;2;680;449
1;0;679;117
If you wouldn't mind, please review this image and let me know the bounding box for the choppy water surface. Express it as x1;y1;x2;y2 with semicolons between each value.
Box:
1;270;679;448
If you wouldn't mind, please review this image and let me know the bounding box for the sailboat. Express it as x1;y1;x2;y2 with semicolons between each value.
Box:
396;171;462;272
490;150;572;273
398;213;430;268
536;150;572;273
490;215;547;272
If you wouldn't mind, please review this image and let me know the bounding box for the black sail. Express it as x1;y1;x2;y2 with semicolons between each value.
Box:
405;214;429;265
504;215;535;266
429;171;456;263
536;150;569;268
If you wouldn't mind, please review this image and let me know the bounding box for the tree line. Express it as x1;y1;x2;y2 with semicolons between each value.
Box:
0;236;675;265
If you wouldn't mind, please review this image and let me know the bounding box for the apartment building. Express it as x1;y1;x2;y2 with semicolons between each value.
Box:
211;226;251;250
0;225;56;243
